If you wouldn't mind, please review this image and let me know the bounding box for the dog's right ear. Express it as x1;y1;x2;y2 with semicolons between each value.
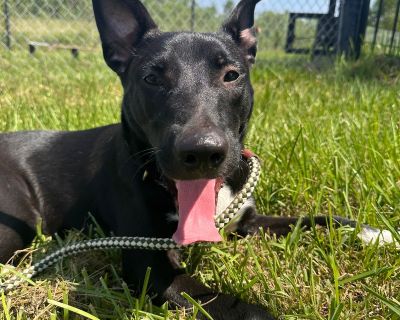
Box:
222;0;261;65
92;0;158;74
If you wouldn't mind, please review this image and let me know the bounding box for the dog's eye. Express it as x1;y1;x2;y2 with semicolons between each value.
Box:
224;70;240;82
144;74;162;86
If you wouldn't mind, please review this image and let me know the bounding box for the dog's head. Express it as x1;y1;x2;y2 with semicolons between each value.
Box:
93;0;260;180
93;0;260;244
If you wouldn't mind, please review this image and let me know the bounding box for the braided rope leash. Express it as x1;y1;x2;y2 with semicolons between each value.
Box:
0;155;261;294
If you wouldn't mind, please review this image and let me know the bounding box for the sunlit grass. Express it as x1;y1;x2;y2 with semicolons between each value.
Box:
0;51;399;319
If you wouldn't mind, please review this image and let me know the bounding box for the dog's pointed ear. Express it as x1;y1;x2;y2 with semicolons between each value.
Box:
92;0;158;74
222;0;261;65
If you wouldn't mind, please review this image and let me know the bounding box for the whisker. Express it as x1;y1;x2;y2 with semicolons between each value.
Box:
130;150;161;181
118;147;160;178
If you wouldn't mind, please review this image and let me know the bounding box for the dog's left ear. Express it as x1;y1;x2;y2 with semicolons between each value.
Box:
222;0;261;65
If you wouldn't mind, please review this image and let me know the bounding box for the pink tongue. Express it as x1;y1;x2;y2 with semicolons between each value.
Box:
172;179;222;245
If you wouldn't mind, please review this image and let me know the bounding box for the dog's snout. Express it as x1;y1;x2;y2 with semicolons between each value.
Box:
176;132;228;171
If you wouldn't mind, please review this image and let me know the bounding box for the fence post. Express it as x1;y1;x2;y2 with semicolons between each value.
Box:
389;0;400;55
338;0;370;59
3;0;11;49
371;0;383;53
190;0;196;32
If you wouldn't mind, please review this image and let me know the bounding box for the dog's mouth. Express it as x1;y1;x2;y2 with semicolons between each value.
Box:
155;144;242;245
171;178;224;245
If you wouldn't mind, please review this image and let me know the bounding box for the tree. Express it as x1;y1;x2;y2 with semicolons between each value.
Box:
224;0;235;15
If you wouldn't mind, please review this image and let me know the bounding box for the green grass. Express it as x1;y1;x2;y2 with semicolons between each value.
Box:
10;17;100;49
0;50;399;319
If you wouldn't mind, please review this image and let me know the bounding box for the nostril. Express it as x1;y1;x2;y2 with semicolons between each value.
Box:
184;154;198;167
209;152;225;167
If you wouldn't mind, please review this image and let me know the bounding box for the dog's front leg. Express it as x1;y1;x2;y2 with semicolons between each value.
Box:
163;273;275;320
122;250;275;320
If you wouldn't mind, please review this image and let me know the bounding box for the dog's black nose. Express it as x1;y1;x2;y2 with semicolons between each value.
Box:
176;132;228;171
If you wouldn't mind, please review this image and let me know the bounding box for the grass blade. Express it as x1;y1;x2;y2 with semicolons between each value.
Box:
338;267;391;286
376;211;400;244
330;301;344;320
1;292;11;320
139;267;152;309
47;299;100;320
364;286;400;316
181;292;214;320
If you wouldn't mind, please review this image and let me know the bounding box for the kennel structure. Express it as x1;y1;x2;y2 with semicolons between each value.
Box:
285;0;370;58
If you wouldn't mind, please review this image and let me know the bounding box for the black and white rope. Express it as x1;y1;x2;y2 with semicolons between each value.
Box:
0;155;261;293
215;156;261;229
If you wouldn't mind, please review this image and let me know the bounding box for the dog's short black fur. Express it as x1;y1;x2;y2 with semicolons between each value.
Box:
0;1;359;318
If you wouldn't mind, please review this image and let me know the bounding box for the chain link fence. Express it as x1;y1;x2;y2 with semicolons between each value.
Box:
365;0;400;55
1;0;393;74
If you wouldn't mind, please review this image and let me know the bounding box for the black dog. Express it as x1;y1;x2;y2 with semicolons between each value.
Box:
0;0;393;318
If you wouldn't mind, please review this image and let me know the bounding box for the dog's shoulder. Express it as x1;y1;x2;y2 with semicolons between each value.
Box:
0;130;60;169
0;124;122;183
0;124;119;155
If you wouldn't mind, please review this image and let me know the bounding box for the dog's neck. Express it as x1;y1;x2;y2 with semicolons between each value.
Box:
121;111;150;153
112;115;161;185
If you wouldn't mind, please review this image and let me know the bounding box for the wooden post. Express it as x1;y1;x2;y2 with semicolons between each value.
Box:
190;0;196;32
3;0;11;49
